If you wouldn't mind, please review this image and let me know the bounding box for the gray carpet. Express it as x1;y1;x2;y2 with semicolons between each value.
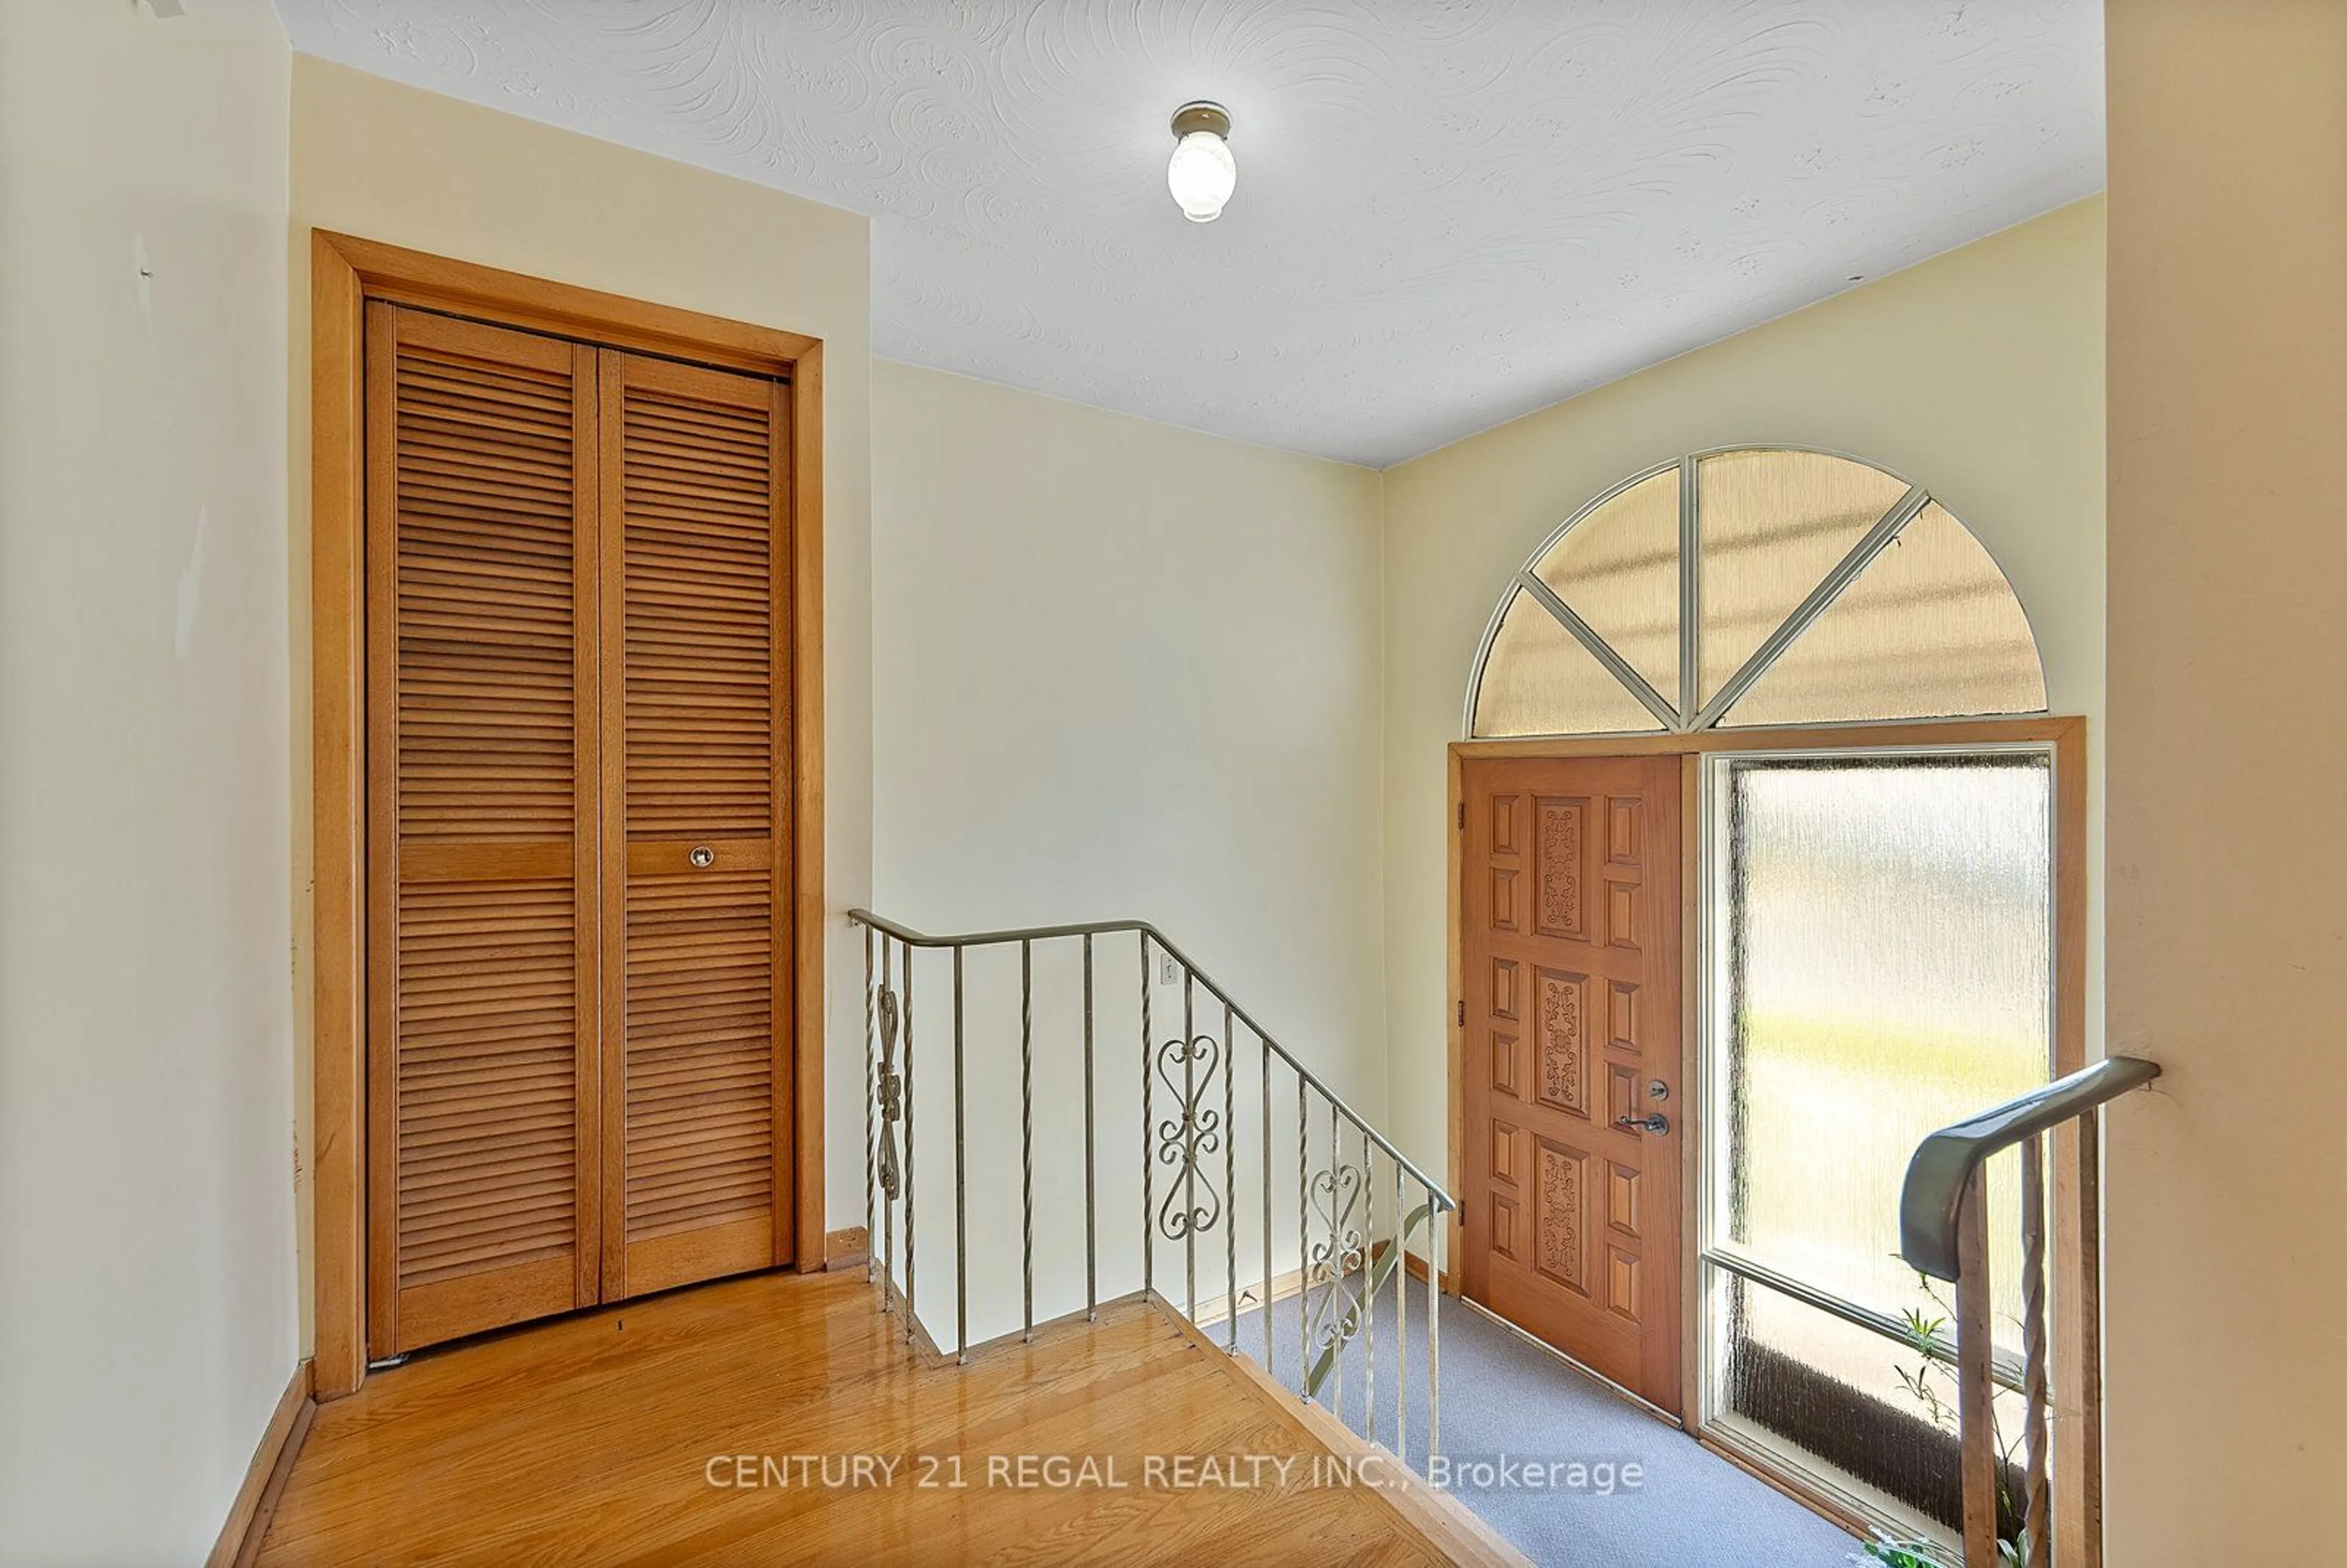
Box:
1231;1278;1860;1568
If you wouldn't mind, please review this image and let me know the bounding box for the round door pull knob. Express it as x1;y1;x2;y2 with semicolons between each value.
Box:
689;845;716;868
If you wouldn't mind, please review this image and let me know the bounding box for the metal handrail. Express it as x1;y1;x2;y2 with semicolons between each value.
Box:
1897;1057;2159;1566
848;908;1455;1212
1898;1055;2161;1281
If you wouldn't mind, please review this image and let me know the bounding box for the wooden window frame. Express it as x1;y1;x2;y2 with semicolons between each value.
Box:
310;231;829;1398
1446;714;2090;1550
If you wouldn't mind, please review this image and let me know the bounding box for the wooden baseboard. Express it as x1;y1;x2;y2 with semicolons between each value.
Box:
209;1360;315;1568
823;1225;869;1272
1190;1243;1456;1331
1399;1247;1455;1294
1189;1262;1307;1329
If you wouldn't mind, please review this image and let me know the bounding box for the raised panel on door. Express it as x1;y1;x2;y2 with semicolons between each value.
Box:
1460;753;1683;1415
599;350;793;1299
366;304;601;1356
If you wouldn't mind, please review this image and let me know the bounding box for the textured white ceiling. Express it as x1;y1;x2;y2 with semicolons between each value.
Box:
273;0;2104;467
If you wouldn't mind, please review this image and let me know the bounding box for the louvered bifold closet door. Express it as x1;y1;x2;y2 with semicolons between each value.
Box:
366;305;601;1357
597;350;792;1300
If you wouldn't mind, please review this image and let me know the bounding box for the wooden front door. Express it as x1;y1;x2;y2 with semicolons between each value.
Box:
1460;754;1684;1414
365;303;795;1358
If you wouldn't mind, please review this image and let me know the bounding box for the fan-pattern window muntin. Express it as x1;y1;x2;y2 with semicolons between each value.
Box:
1464;447;2048;738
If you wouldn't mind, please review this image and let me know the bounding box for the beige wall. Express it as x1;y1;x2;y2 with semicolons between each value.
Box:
2104;1;2347;1555
869;361;1387;1337
286;57;875;1345
870;362;1385;1081
0;0;295;1559
7;13;2230;1552
1379;198;2107;1195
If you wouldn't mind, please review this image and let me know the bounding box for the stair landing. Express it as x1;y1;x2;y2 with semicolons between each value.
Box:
254;1267;1519;1566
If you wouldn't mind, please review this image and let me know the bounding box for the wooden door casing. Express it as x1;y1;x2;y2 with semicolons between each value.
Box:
1459;754;1684;1415
314;233;829;1398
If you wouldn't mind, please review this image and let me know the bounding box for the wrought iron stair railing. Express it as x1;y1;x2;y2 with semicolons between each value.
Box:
852;909;1456;1458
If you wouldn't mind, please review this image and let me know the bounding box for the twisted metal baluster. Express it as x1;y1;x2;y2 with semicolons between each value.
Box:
1140;936;1153;1297
1259;1033;1273;1381
1362;1127;1375;1443
1223;1002;1238;1350
2022;1135;2051;1568
953;944;968;1363
1020;937;1034;1342
878;938;897;1316
862;923;875;1286
2077;1113;2105;1552
1083;932;1096;1321
903;943;916;1343
1296;1071;1310;1398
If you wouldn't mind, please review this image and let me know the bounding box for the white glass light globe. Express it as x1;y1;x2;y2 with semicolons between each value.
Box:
1167;129;1236;222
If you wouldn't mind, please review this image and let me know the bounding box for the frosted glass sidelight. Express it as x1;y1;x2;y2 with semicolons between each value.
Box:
1695;450;1911;707
1705;752;2051;1539
1722;502;2048;728
1470;589;1666;737
1532;467;1681;706
1711;753;2050;1337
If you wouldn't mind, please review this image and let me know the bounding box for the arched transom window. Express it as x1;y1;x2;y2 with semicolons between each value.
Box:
1466;448;2047;736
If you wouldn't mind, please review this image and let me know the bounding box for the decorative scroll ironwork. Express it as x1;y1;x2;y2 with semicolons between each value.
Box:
1304;1162;1367;1355
1303;1190;1435;1401
1153;1034;1222;1240
876;984;903;1202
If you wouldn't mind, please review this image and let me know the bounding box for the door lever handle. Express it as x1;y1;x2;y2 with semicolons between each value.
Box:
1615;1113;1669;1136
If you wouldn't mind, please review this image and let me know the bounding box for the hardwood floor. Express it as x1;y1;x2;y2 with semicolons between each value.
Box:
256;1268;1491;1566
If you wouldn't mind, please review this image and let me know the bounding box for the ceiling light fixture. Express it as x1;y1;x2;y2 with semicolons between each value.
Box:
1167;101;1236;223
